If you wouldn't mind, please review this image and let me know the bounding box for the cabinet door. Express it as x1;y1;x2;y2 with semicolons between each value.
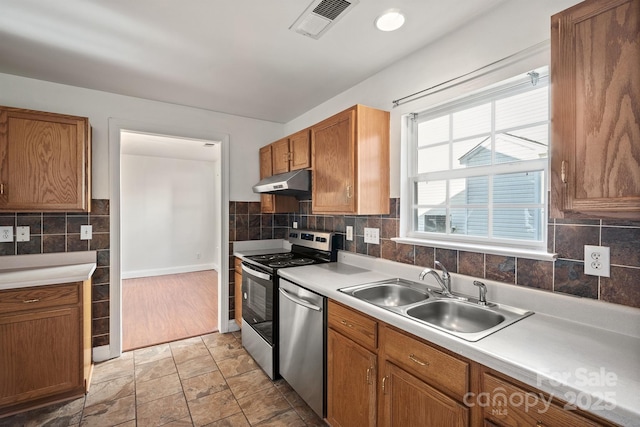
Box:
550;0;640;218
0;307;81;407
289;129;311;171
312;108;356;213
482;373;604;427
234;270;242;327
327;328;377;427
271;138;290;175
381;361;469;427
0;108;90;212
259;145;275;213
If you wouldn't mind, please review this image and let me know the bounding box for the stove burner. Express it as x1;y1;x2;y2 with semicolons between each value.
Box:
290;258;315;266
251;253;294;262
268;261;294;268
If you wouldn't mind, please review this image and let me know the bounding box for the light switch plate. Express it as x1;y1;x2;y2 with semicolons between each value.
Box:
364;227;380;244
16;226;30;242
0;226;12;242
346;225;354;241
80;225;93;240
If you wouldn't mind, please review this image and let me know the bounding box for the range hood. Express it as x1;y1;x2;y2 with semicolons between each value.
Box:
252;169;311;197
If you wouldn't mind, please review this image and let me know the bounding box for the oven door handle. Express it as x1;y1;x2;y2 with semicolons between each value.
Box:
279;288;322;312
241;264;271;281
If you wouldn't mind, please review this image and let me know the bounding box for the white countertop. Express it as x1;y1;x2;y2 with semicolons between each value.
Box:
0;252;97;290
276;253;640;427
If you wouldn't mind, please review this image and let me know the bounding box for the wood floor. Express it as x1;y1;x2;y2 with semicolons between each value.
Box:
122;270;218;351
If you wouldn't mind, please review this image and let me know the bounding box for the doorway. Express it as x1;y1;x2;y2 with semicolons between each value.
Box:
105;123;230;358
119;131;220;350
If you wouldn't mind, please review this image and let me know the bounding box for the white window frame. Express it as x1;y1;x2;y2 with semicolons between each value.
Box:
396;65;556;261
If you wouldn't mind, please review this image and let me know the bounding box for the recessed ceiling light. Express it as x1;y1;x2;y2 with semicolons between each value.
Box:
375;9;405;32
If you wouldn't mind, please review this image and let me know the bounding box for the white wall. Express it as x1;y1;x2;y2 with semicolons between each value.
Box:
121;154;216;278
0;73;283;201
283;0;582;198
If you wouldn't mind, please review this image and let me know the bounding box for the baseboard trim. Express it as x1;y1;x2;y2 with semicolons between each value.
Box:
122;263;217;279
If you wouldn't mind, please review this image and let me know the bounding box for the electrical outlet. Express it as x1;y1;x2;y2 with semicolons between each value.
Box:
16;226;30;242
346;225;354;241
0;226;12;242
292;221;298;229
364;227;380;244
80;225;92;240
584;245;610;277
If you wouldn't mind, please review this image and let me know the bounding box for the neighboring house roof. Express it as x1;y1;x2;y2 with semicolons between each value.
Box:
458;133;547;165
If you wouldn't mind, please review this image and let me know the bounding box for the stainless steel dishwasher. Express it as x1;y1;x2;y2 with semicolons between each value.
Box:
278;278;326;418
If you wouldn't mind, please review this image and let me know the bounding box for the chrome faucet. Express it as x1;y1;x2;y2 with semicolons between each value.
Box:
473;281;487;306
419;260;453;297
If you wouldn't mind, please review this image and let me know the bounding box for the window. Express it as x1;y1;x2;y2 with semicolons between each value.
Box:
405;68;549;251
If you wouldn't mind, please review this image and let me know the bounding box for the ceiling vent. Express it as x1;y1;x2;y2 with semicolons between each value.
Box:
289;0;359;39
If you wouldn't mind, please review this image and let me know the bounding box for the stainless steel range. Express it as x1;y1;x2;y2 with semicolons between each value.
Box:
240;229;335;379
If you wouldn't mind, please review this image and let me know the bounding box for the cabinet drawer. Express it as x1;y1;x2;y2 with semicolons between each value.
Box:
482;373;606;427
382;326;469;399
328;300;377;351
0;283;80;313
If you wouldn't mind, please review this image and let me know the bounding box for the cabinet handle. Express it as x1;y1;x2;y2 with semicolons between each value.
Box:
536;422;545;427
23;298;40;304
382;376;388;393
561;160;567;184
346;184;352;199
0;183;4;195
366;367;373;384
340;319;353;328
408;353;429;367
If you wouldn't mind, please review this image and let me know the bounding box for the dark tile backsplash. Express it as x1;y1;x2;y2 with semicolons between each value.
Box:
0;199;110;348
230;199;640;312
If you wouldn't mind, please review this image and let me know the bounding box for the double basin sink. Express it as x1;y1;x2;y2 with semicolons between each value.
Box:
339;278;533;341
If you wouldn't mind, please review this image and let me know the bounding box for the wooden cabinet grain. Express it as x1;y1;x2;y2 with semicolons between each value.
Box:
0;281;92;417
234;257;242;328
271;129;311;175
327;300;378;427
379;325;470;427
480;369;617;427
328;328;377;427
258;144;298;213
550;0;640;219
381;361;469;427
311;105;389;215
0;106;91;212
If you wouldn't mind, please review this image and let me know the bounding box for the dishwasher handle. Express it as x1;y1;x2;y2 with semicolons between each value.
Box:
279;287;322;312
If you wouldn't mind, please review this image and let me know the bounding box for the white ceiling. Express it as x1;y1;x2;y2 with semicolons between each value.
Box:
121;131;220;162
0;0;508;123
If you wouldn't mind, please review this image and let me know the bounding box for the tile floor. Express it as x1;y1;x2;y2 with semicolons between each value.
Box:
0;331;327;427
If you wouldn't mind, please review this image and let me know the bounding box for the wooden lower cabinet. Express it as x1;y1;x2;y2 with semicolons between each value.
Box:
379;325;470;427
480;369;617;427
327;301;618;427
327;329;377;427
382;361;469;427
234;257;242;327
0;281;92;417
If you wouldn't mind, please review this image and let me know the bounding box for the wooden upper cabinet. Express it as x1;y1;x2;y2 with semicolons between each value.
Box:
258;144;297;213
0;106;91;212
550;0;640;219
311;105;389;215
272;129;311;175
288;129;311;171
271;137;291;175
